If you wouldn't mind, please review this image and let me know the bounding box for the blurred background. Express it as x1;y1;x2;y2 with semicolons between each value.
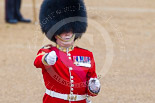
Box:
0;0;155;103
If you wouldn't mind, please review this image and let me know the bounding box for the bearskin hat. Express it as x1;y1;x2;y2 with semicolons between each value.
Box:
39;0;87;42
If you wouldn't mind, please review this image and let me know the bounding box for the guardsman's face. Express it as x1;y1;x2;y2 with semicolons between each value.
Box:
55;32;74;47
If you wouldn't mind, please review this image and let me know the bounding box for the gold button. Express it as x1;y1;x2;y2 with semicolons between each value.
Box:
71;76;73;79
71;84;74;87
69;67;73;70
68;53;71;56
69;57;71;60
71;80;74;83
71;88;74;91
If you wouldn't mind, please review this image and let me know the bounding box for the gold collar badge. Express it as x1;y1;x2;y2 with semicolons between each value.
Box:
56;45;74;52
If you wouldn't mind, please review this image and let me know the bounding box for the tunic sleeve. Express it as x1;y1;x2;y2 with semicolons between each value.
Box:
86;52;99;96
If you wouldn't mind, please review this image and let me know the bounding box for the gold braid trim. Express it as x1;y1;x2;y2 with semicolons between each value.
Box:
36;52;46;57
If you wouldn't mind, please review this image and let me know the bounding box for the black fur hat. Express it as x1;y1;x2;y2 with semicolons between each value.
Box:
39;0;87;42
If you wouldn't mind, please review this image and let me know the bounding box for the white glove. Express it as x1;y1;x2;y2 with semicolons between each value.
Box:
45;51;57;65
89;78;100;93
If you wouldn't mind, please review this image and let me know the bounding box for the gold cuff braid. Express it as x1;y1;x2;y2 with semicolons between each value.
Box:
42;54;49;66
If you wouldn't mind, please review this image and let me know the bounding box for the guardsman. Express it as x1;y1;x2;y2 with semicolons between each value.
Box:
34;0;100;103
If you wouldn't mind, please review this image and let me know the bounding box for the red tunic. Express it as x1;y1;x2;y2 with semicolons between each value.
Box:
34;45;98;103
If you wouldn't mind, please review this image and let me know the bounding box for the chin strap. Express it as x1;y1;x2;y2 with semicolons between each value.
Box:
56;34;75;42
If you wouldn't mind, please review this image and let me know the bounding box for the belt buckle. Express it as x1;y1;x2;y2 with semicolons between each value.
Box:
67;94;77;101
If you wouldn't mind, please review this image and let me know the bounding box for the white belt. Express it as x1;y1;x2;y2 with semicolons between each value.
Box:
45;88;86;101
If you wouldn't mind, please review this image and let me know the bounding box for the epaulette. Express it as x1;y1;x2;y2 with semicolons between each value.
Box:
41;44;53;49
36;44;53;57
